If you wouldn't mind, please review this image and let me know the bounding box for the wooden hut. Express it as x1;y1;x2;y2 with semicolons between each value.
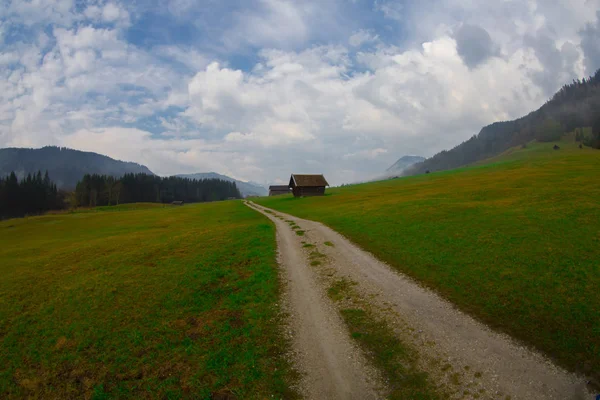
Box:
269;185;291;196
289;174;329;197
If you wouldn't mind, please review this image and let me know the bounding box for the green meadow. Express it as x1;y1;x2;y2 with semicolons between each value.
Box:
0;202;296;399
255;141;600;375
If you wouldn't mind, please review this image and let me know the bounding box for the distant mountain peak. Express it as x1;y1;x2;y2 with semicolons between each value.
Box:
386;155;426;173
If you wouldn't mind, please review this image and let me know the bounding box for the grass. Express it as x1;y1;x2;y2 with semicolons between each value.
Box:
255;140;600;375
328;279;441;399
0;201;297;399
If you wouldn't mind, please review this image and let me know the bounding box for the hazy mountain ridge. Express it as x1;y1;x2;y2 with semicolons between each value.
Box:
386;155;426;174
405;69;600;176
0;146;153;189
177;172;267;197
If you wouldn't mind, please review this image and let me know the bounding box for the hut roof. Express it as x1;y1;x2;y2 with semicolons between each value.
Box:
289;174;329;187
269;185;290;191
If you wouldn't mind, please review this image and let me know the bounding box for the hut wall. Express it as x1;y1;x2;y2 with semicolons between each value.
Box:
269;189;290;196
293;186;325;197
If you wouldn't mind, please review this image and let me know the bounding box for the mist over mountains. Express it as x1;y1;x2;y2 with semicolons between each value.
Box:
386;156;426;175
177;172;267;197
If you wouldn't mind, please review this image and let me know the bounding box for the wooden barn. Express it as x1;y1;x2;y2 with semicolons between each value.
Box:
289;174;329;197
269;185;291;196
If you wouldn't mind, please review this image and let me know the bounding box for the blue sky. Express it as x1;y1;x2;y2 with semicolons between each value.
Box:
1;0;600;185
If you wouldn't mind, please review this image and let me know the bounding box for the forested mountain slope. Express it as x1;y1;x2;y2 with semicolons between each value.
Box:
407;69;600;175
0;146;153;189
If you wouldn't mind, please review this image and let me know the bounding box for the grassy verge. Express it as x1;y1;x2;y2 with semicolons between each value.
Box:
305;243;441;398
328;278;441;399
255;141;600;375
0;201;297;399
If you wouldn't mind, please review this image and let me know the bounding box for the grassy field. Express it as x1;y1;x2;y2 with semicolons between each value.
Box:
0;201;296;399
255;141;600;375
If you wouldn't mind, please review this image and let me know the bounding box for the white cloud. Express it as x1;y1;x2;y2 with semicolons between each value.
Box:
59;127;262;180
224;0;312;49
174;38;550;183
4;0;78;27
84;5;102;20
102;3;122;22
0;22;185;148
154;45;209;71
349;29;379;47
84;2;131;27
342;148;388;160
374;0;404;21
2;0;600;186
167;0;198;18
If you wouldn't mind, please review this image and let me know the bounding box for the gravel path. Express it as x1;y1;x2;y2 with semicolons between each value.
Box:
246;202;382;399
247;201;593;400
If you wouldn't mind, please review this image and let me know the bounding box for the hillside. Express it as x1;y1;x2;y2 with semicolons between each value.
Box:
407;68;600;175
0;147;153;189
177;172;267;197
254;141;600;376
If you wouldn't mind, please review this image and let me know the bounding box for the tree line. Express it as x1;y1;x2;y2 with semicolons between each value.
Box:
74;173;241;207
407;68;600;175
0;171;65;219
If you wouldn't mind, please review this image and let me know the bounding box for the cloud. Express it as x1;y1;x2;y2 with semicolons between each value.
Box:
349;29;379;47
166;0;199;18
84;2;131;27
175;38;549;183
154;45;209;71
2;0;600;186
3;0;78;27
374;0;404;21
580;10;600;75
223;0;312;49
59;127;265;180
523;33;581;95
342;148;388;160
454;24;497;68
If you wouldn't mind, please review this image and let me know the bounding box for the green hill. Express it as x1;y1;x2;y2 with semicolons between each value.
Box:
255;141;600;376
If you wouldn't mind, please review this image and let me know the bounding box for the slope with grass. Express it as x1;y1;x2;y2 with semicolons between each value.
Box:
254;141;600;377
0;201;296;399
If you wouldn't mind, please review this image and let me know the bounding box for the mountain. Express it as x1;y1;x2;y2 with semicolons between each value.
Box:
405;69;600;176
0;146;153;189
386;155;425;175
176;172;268;197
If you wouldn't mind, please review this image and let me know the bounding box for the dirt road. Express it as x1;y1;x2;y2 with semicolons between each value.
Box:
246;201;593;400
246;202;382;399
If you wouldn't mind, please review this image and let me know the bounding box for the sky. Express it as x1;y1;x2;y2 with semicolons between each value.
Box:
1;0;600;185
